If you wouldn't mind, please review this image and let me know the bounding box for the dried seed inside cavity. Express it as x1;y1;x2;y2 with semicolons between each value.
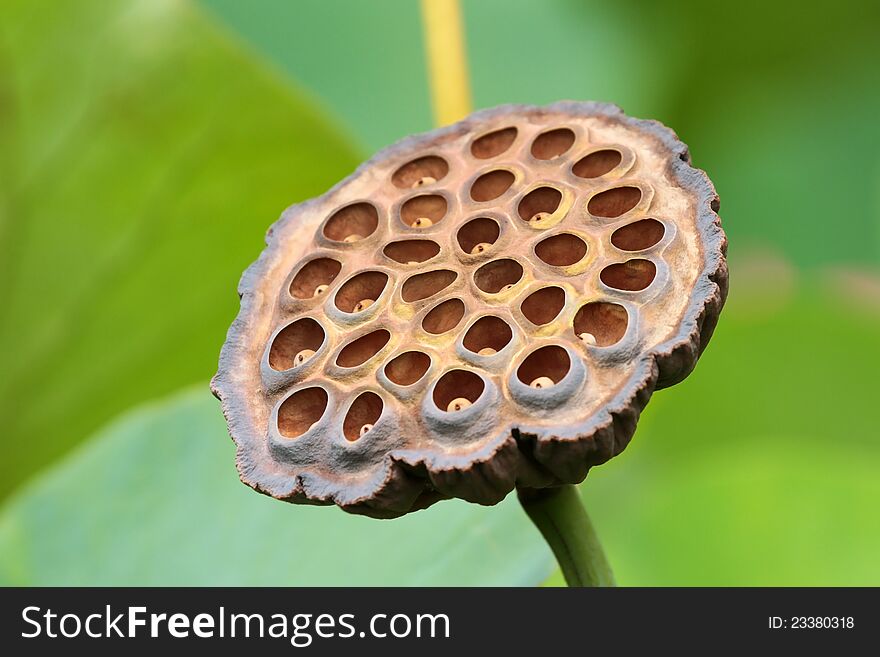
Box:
530;376;555;389
354;298;375;312
529;212;551;226
294;349;316;366
313;284;329;297
360;423;374;436
343;234;364;243
411;176;437;188
470;242;491;255
447;397;472;412
578;332;597;345
477;347;497;356
412;217;433;229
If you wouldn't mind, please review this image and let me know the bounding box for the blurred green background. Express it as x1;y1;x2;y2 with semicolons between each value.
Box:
0;0;877;586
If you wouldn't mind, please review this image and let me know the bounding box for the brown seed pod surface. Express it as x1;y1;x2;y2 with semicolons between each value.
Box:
212;102;728;519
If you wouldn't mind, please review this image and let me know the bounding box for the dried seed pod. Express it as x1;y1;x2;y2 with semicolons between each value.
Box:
213;102;728;519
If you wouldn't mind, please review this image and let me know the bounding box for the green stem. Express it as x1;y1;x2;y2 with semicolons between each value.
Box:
518;484;615;587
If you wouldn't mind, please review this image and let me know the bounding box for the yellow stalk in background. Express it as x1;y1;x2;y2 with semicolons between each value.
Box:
420;0;472;127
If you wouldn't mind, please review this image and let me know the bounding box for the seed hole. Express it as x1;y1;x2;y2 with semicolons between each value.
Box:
343;392;384;441
471;126;517;159
384;351;431;386
474;259;523;293
289;258;342;299
457;217;500;255
463;316;513;354
323;202;379;242
600;259;656;291
422;298;466;335
334;271;389;313
336;329;391;368
573;302;628;347
611;219;665;251
518;187;562;223
383;239;441;264
535;233;587;267
402;269;458;302
433;370;485;412
470;169;515;202
392;155;449;189
268;318;325;371
401;194;447;227
531;128;575;160
572;149;622;178
588;186;641;218
516;345;571;386
277;387;328;438
521;287;565;325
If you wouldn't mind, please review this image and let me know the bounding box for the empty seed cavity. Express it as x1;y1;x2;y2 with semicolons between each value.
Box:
334;271;389;313
433;370;485;413
474;259;523;294
470;169;515;202
392;155;449;189
384;351;431;386
402;269;458;302
518;187;562;224
336;329;391;368
471;126;517;159
277;387;328;438
268;318;325;371
343;391;384;441
401;194;447;228
600;259;657;291
611;219;665;251
535;233;587;267
457;217;500;255
588;186;641;218
521;286;565;325
517;345;571;387
572;149;622;178
573;301;628;347
422;298;466;335
323;202;379;242
531;128;575;160
463;316;513;354
289;257;342;299
383;239;441;264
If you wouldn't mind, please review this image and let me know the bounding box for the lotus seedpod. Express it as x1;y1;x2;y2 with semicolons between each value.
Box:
212;102;728;519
